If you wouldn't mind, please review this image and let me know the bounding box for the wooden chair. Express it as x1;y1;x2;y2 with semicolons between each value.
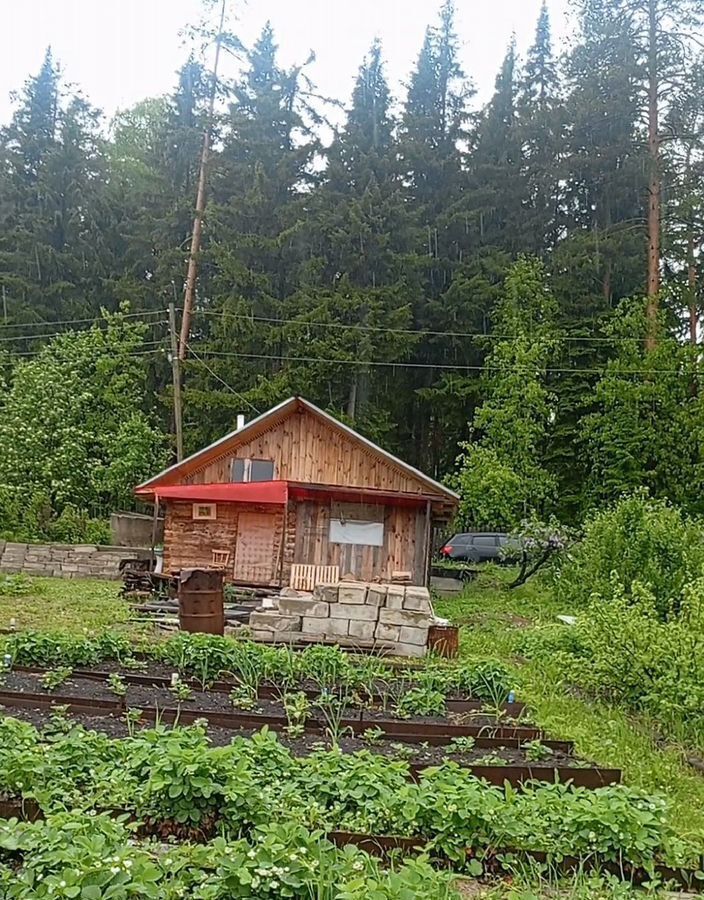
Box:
211;549;231;569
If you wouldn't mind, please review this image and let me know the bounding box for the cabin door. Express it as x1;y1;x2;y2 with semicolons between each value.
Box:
233;512;277;584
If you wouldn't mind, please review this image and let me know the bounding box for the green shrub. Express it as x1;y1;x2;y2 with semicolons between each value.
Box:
554;491;704;617
0;574;35;597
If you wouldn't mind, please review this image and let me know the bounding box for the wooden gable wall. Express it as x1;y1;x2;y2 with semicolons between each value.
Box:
184;407;428;493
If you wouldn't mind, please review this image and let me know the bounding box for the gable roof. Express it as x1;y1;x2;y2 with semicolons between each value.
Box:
136;396;459;504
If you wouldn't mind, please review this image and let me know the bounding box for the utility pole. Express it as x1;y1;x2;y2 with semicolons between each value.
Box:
178;0;227;361
169;303;185;461
1;285;6;325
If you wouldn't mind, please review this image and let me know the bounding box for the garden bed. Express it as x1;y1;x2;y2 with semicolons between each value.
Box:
0;682;620;787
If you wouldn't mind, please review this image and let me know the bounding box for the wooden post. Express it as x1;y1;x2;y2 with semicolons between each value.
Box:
168;303;184;461
422;500;432;587
178;0;227;360
150;494;160;571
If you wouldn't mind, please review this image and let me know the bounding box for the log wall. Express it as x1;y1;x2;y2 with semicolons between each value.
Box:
163;501;285;586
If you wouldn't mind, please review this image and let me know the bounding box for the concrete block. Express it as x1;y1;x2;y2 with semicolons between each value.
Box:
301;616;329;635
303;616;349;638
375;622;401;642
338;584;367;604
399;625;429;646
378;608;431;628
73;545;98;554
4;543;27;552
366;585;387;606
385;593;404;610
403;587;432;612
329;603;378;621
403;596;432;613
251;628;275;641
385;585;406;607
313;584;339;603
393;642;427;658
348;620;376;641
279;598;329;618
249;611;301;632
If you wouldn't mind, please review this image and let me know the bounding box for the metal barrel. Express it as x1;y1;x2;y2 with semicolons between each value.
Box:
426;624;459;658
178;568;225;635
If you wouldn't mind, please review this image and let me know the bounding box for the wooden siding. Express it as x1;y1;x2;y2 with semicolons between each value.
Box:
292;499;427;583
184;407;431;494
163;501;285;586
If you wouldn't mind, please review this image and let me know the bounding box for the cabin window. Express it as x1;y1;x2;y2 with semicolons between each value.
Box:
192;503;216;521
329;519;384;546
230;458;275;483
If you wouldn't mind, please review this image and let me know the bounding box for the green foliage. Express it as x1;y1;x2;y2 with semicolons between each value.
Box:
553;491;704;617
581;300;704;514
394;686;446;719
0;308;167;541
453;259;560;530
0;713;698;873
0;574;33;597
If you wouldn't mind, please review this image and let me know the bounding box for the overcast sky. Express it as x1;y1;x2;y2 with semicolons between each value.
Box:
0;0;572;127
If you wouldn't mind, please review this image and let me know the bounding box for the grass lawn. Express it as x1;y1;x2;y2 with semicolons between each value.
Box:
0;574;135;635
435;566;704;844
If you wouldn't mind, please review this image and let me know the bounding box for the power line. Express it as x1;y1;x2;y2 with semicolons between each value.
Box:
183;346;696;378
186;343;262;415
7;344;166;359
0;309;166;331
194;309;688;345
0;322;168;345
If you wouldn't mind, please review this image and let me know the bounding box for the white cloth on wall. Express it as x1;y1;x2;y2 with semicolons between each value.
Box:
329;519;384;546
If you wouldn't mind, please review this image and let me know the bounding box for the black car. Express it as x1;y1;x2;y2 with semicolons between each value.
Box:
439;532;520;564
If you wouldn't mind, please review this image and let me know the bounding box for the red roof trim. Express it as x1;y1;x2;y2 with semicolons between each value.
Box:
136;481;289;505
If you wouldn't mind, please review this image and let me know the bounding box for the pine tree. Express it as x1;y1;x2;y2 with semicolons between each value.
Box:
0;49;115;325
471;40;524;253
182;23;319;451
517;2;562;252
290;40;419;437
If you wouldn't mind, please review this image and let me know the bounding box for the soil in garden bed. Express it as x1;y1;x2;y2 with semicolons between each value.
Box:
13;663;523;714
0;703;584;769
4;669;525;732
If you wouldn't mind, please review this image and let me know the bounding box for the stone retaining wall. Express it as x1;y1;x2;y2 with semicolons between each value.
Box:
249;582;434;657
0;541;152;581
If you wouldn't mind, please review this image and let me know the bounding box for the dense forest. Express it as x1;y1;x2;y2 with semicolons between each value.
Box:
1;0;703;538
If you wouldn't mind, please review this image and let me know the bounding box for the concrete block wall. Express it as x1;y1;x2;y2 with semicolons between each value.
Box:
0;541;151;581
249;581;435;657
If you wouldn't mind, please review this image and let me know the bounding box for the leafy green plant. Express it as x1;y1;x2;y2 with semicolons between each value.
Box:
444;736;476;754
229;684;257;710
315;688;354;748
522;740;553;762
474;753;507;766
553;491;704;619
361;727;386;746
283;691;310;737
106;673;128;698
169;678;193;703
0;574;34;597
39;666;73;692
394;686;446;719
300;644;353;690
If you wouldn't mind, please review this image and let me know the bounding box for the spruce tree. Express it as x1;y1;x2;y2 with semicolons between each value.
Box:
0;49;115;325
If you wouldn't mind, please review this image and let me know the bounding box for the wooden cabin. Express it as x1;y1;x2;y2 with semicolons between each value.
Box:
135;397;458;588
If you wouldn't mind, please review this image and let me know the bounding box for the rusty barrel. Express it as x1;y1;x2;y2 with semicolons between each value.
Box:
427;624;459;658
178;568;225;635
